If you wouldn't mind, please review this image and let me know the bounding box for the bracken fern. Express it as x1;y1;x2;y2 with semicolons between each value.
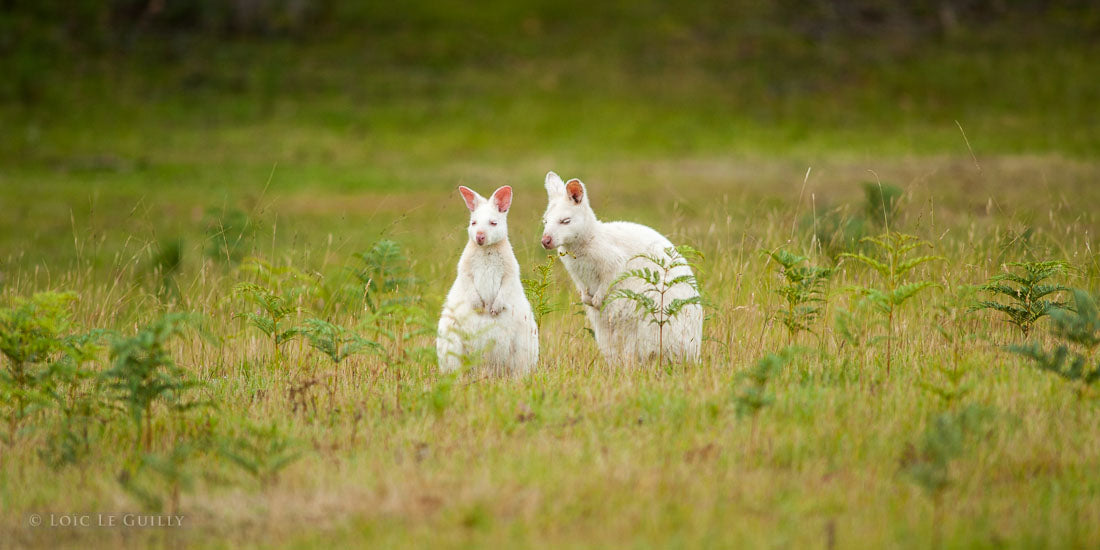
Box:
841;232;942;375
605;245;703;366
764;249;834;345
974;260;1069;337
1009;289;1100;395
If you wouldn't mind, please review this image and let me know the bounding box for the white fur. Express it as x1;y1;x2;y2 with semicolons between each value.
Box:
540;171;703;366
437;185;539;376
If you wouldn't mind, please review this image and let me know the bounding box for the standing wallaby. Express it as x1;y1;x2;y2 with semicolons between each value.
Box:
437;185;539;375
540;171;702;366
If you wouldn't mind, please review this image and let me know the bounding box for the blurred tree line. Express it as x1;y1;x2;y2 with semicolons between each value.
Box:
1;0;1097;103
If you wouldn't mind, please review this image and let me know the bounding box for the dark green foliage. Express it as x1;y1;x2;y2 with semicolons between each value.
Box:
152;238;184;301
100;314;204;453
1050;290;1100;349
1011;343;1100;386
1009;289;1100;389
842;233;942;315
234;282;303;357
351;240;433;368
352;239;419;314
0;292;101;440
863;182;903;227
842;232;942;374
733;348;797;418
204;207;255;264
427;372;458;416
808;183;904;262
900;405;996;497
121;443;200;514
38;394;101;470
920;285;981;409
522;253;561;329
975;261;1069;337
233;258;312;358
0;291;79;366
808;205;869;263
765;249;834;342
152;238;183;276
301;318;379;365
606;245;704;366
918;364;973;409
219;421;303;488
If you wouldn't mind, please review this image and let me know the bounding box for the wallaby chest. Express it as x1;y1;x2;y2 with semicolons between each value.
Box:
464;248;508;301
562;246;623;294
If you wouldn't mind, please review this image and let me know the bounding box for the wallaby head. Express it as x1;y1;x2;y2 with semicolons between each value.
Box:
458;185;512;247
541;171;596;250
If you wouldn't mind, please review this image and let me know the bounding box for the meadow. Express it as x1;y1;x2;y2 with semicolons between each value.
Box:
2;3;1100;548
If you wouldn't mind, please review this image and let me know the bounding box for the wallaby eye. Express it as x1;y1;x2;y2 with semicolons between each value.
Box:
560;218;571;225
470;221;477;226
489;220;498;226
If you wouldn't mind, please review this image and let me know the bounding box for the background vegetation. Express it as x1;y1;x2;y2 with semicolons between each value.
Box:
1;1;1099;548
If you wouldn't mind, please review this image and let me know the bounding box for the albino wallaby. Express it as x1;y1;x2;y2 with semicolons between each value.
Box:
437;185;539;375
540;171;702;366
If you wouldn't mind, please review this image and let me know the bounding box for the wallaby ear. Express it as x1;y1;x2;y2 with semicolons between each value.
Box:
491;186;513;213
457;186;483;212
565;178;585;204
545;171;566;198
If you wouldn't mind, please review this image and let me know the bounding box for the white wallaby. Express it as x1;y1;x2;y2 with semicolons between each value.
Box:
540;171;703;366
437;185;539;376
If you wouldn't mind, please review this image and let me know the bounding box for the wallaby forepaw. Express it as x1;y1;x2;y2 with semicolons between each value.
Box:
582;290;603;309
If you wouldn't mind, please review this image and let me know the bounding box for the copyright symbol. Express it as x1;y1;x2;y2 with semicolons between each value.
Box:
28;514;41;527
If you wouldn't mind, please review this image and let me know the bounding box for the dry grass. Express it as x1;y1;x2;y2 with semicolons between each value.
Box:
1;155;1100;549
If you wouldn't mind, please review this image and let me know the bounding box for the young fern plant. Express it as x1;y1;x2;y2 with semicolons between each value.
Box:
100;314;205;454
219;421;303;489
605;245;703;366
302;318;380;367
764;249;834;345
899;405;995;548
352;239;419;314
732;348;796;418
1009;289;1100;396
234;257;313;359
233;282;303;360
974;260;1069;337
522;253;562;329
350;240;433;369
841;232;942;375
121;442;199;515
0;292;101;442
732;348;798;451
920;285;981;410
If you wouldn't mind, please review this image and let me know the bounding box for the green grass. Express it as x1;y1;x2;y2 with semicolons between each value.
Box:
2;5;1100;548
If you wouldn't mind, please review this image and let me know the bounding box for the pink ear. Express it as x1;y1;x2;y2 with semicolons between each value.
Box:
458;186;480;211
565;179;585;204
491;186;512;213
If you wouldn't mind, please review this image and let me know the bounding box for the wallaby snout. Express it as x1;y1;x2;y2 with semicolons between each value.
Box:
476;232;487;245
541;235;553;249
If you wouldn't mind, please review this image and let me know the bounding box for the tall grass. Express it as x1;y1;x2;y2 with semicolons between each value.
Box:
2;158;1100;548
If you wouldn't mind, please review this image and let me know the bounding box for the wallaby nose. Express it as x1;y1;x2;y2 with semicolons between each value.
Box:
476;232;487;245
541;235;553;249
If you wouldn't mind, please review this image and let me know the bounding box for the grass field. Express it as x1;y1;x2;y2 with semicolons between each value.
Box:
2;5;1100;548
